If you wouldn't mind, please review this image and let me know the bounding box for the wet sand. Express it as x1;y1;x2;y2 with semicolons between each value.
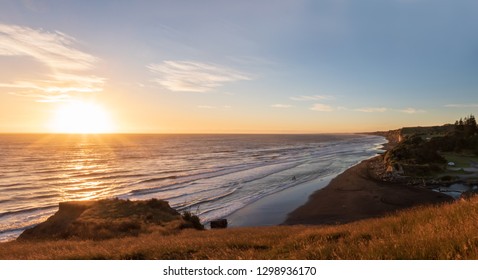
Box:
284;156;452;225
226;174;335;227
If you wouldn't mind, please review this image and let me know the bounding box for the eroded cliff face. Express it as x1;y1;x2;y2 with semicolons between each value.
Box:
372;129;402;150
387;129;403;145
367;129;405;181
18;198;202;241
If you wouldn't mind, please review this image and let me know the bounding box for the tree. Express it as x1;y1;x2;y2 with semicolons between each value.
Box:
454;115;477;137
463;114;477;137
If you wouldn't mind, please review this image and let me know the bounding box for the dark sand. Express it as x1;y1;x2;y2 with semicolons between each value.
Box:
284;156;453;225
227;175;334;227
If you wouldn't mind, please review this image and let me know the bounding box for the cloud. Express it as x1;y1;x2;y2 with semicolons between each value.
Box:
6;91;72;103
0;24;97;70
444;104;478;108
0;23;103;101
290;95;334;101
398;107;426;114
310;103;334;112
354;107;387;113
270;104;292;108
148;60;251;92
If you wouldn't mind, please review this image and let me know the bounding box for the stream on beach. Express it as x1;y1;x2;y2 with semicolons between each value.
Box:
434;183;478;199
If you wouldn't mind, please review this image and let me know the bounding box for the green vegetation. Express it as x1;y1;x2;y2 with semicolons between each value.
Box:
401;125;455;139
384;135;447;176
441;152;478;169
385;115;478;177
455;115;478;139
3;196;478;259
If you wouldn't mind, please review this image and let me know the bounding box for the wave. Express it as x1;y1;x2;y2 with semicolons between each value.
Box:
0;205;57;219
0;183;25;188
126;163;262;196
0;134;386;241
136;175;178;184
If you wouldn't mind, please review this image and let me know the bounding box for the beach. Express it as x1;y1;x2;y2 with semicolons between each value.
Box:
284;155;452;225
0;134;384;241
228;132;454;227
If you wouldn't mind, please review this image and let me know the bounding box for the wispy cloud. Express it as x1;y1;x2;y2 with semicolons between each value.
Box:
6;91;72;103
398;107;426;114
0;23;103;101
0;24;96;70
148;60;251;93
354;107;387;113
310;103;334;112
290;95;334;101
270;104;292;108
444;104;478;108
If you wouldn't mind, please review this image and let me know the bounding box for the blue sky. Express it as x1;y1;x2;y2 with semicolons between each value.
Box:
0;0;477;133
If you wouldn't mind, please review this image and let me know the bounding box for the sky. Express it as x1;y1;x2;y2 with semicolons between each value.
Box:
0;0;477;133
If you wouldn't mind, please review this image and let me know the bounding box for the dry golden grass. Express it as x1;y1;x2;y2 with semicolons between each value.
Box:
2;196;478;259
18;198;203;241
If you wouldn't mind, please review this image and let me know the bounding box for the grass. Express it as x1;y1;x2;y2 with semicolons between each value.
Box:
401;126;454;139
442;152;478;169
3;196;478;259
18;198;203;241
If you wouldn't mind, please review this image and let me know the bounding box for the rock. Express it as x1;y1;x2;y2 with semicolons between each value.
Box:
210;219;228;229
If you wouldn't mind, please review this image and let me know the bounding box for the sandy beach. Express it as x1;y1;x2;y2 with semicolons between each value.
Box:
284;155;453;225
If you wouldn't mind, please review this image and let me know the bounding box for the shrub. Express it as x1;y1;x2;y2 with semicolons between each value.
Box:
181;211;204;230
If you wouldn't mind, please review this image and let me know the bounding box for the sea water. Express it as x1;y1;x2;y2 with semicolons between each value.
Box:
0;134;385;241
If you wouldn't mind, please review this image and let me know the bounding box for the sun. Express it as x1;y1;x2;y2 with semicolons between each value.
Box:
50;100;114;134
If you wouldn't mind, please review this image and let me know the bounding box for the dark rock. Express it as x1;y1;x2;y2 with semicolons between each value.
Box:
210;219;228;229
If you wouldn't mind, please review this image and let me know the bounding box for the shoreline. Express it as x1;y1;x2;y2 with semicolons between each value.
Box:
226;134;389;227
283;155;453;226
226;174;335;227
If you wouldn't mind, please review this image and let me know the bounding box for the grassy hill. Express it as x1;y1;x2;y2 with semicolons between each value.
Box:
2;196;478;259
18;198;203;241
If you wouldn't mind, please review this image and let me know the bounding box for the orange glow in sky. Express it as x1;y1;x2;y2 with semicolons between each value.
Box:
1;2;477;134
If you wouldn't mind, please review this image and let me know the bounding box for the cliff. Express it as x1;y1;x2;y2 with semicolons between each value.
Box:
368;128;402;150
18;198;202;241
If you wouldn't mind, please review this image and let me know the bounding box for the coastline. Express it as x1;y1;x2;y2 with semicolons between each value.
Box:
226;134;388;227
283;132;453;226
0;133;382;241
226;174;335;227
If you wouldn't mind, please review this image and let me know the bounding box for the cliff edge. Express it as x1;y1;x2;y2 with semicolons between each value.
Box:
18;198;202;241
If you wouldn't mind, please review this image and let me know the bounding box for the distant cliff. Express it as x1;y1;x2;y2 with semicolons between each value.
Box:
367;128;402;150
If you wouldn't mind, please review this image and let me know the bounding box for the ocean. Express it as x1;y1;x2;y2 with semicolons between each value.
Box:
0;133;385;241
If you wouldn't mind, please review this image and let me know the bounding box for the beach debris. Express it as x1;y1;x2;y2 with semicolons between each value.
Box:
448;162;455;166
210;219;228;229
